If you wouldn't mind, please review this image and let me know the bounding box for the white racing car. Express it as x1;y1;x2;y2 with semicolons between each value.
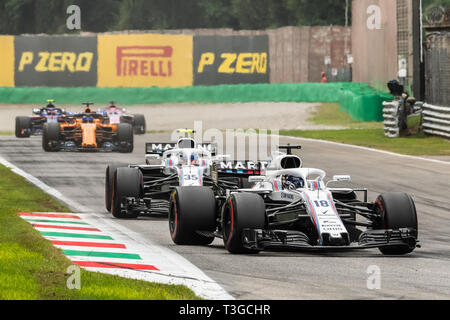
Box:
105;130;260;220
99;102;146;135
168;145;419;255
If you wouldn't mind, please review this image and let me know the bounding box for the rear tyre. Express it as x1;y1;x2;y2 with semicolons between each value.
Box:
111;167;142;219
117;123;134;153
105;163;128;212
15;116;32;138
375;192;418;255
42;122;61;152
169;187;216;245
222;193;266;254
133;114;146;135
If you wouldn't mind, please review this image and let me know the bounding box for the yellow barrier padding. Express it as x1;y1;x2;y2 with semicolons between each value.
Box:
0;36;15;87
97;34;193;88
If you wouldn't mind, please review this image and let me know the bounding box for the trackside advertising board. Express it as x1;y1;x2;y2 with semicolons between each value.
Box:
14;36;98;87
193;35;270;85
0;36;15;87
4;33;270;87
97;34;193;88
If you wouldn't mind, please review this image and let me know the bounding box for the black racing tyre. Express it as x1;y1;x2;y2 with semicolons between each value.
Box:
169;187;216;245
375;192;418;255
133;114;146;135
15;116;32;138
111;167;143;219
117;123;134;153
42;122;61;152
105;163;128;212
222;193;266;254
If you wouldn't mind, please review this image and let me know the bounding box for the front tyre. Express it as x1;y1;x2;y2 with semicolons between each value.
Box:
169;187;216;245
117;123;134;153
222;193;266;254
375;192;418;255
42;122;61;152
133;114;146;135
15;116;32;138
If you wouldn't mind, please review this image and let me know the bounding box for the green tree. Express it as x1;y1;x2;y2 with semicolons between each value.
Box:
116;0;208;30
286;0;348;26
197;0;239;29
63;0;121;33
0;0;351;35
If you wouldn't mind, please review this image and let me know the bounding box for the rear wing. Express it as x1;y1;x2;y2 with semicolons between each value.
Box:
215;161;269;176
145;142;217;156
146;143;177;155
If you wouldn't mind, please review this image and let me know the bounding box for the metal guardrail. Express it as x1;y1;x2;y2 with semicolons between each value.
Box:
422;103;450;139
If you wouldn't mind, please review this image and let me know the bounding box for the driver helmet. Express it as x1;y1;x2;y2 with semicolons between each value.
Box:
190;154;198;165
178;152;186;165
282;175;304;190
82;116;93;123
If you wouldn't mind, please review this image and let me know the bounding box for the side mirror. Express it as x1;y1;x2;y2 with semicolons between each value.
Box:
326;175;351;188
33;108;41;114
332;175;351;182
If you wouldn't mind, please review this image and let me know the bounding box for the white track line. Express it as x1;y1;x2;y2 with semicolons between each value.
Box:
0;156;234;300
281;135;450;166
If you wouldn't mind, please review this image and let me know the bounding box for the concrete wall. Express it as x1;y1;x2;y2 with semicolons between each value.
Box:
352;0;399;90
94;26;351;84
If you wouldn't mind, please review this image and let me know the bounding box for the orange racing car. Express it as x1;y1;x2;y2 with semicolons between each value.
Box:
42;103;134;153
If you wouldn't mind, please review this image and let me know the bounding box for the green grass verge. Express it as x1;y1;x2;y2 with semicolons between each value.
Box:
0;164;200;300
283;103;450;156
310;103;384;129
0;131;13;136
281;129;450;156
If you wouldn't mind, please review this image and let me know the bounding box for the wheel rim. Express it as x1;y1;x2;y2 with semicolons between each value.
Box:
222;200;234;246
169;193;178;238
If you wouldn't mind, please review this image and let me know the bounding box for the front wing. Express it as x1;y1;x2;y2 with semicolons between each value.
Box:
242;228;419;252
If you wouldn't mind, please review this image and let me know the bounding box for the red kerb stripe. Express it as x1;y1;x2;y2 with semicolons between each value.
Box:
73;261;159;271
32;224;100;232
17;212;81;219
51;241;126;249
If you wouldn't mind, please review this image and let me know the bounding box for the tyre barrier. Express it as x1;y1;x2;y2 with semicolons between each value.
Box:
382;100;424;138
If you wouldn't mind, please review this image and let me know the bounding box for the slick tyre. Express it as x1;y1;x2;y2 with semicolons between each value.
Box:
133;114;146;135
222;193;266;254
169;187;216;245
111;167;142;219
42;122;61;152
15;116;32;138
117;123;134;153
375;192;418;255
105;164;128;212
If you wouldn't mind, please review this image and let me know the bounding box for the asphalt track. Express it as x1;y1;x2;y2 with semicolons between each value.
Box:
1;128;450;300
